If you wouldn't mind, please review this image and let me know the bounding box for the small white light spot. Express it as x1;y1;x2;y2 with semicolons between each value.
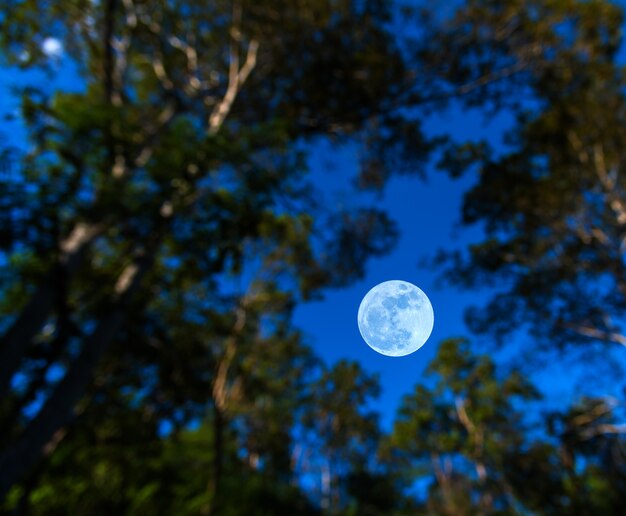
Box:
42;38;63;58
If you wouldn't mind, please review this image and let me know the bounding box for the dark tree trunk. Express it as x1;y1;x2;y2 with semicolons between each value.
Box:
0;308;125;498
0;225;99;401
0;248;152;498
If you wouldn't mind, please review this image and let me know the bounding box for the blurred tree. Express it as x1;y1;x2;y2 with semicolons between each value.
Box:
0;0;432;500
3;396;321;515
386;338;540;515
506;395;626;514
385;338;626;514
5;0;626;513
548;396;626;513
427;0;626;357
415;1;626;509
299;360;382;513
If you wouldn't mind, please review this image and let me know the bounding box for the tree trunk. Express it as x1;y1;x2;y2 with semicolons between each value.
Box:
0;310;123;497
0;249;151;498
0;223;101;401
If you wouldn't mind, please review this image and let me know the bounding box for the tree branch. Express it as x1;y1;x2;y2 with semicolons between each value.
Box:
593;143;626;225
571;397;618;427
208;2;258;134
582;423;626;439
564;322;626;348
455;396;492;511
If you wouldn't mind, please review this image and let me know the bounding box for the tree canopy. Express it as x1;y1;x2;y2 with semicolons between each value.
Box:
1;0;626;514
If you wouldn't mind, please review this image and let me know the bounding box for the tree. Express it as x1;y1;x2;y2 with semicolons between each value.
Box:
506;395;626;514
410;2;626;508
299;360;383;513
0;0;431;498
426;0;626;358
387;338;540;514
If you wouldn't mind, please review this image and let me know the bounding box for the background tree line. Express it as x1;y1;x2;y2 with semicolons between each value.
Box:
0;0;625;513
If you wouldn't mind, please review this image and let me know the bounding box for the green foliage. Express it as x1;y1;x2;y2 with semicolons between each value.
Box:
386;339;626;515
2;0;626;513
0;0;431;509
431;0;626;358
387;338;539;514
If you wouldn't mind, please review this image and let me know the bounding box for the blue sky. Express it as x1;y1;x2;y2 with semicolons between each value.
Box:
294;108;512;430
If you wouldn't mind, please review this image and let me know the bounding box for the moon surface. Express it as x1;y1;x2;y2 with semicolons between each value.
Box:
357;280;434;357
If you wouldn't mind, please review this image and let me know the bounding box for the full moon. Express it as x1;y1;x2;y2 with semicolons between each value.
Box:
357;280;434;357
